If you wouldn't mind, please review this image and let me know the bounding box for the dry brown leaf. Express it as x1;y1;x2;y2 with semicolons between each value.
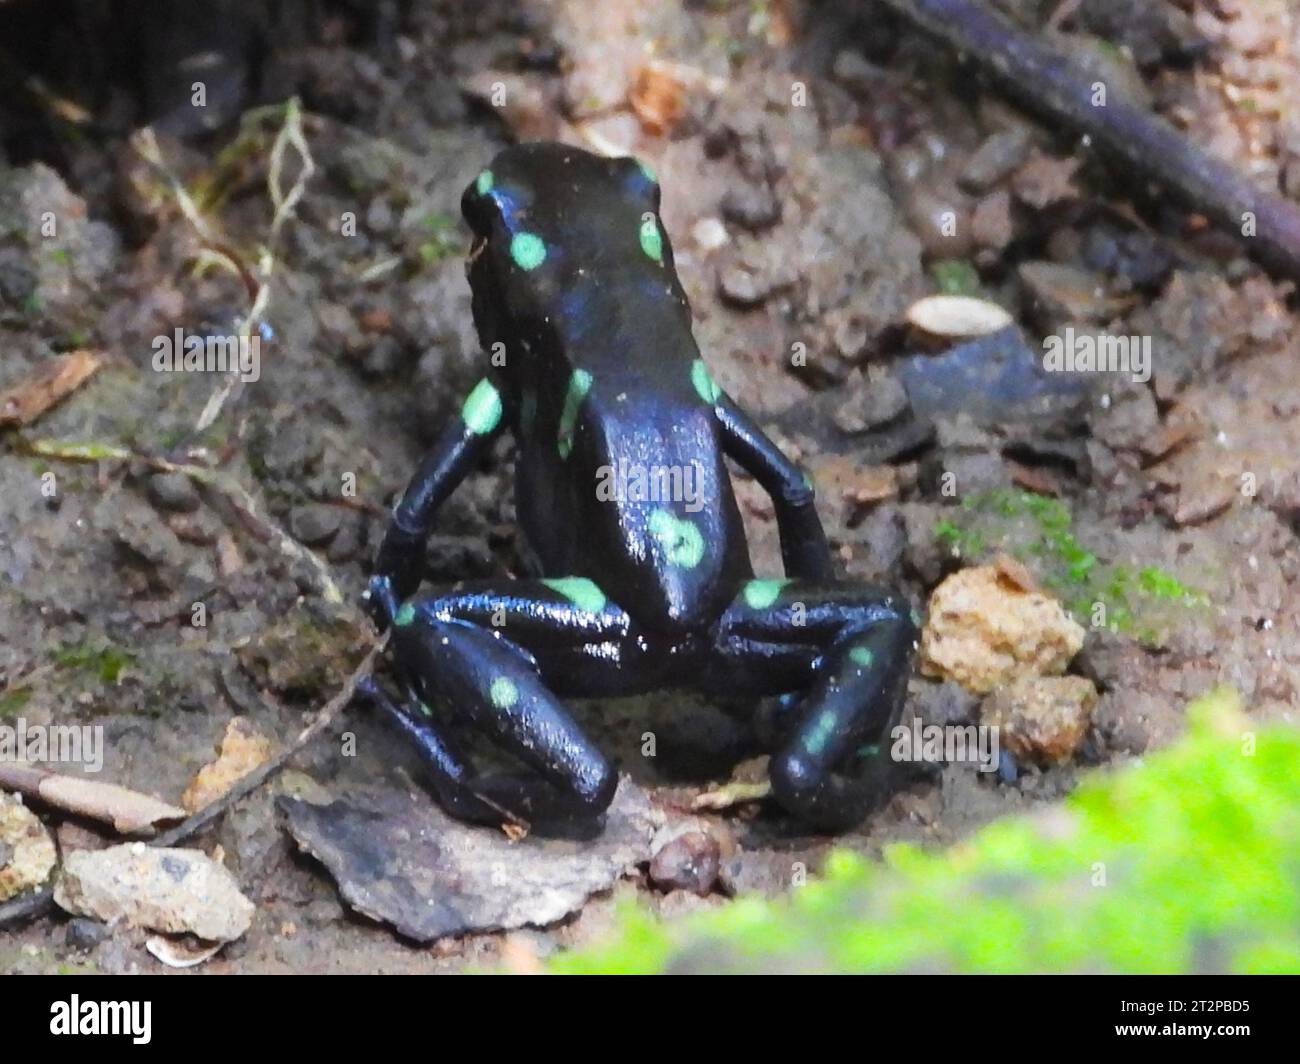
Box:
183;717;273;812
0;351;102;428
629;64;687;136
0;763;185;834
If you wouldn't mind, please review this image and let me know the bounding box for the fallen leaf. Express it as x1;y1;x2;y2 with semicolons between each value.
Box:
0;763;185;834
183;718;273;813
0;351;102;428
906;295;1014;338
629;64;687;136
691;779;772;812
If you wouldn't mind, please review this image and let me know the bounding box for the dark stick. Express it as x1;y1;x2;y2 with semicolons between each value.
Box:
877;0;1300;281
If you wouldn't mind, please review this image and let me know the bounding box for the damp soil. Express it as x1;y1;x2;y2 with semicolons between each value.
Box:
1;0;1299;973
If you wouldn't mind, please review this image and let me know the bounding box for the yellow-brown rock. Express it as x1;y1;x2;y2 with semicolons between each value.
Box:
981;675;1099;765
920;564;1085;694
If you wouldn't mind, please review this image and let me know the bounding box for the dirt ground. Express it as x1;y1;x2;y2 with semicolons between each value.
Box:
2;0;1299;973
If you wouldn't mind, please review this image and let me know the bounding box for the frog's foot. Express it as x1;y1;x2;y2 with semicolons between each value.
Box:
709;579;919;831
366;578;646;829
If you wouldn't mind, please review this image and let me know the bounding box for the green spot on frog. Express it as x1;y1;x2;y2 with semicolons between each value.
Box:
636;159;657;185
690;360;721;405
640;216;663;265
542;577;608;614
805;709;840;756
649;509;705;569
557;369;594;458
511;231;547;271
849;646;875;668
462;378;503;436
490;676;519;710
394;603;416;627
743;578;789;610
475;169;494;196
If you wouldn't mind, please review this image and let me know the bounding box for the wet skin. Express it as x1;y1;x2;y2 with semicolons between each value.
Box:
362;142;918;831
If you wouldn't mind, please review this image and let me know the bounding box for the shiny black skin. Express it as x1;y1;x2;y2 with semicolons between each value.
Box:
363;142;917;831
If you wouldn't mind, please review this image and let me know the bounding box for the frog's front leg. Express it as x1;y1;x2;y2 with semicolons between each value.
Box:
708;578;919;830
363;575;653;827
372;378;507;604
712;391;832;581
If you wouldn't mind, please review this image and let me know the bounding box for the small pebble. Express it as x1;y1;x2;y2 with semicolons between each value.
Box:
960;129;1032;194
720;184;780;231
64;918;111;952
289;503;343;546
717;265;768;308
147;471;201;514
649;831;721;896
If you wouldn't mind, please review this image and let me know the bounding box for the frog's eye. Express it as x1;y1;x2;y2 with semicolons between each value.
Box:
618;156;661;212
461;168;500;236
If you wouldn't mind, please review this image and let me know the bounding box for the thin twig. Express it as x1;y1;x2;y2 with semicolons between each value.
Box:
0;635;384;929
877;0;1300;281
21;438;343;604
132;102;317;434
153;634;385;846
196;98;315;432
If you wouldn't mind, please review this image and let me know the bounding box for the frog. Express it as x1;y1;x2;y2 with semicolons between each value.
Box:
360;141;918;832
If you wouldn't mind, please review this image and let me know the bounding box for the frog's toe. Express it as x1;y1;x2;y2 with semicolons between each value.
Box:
363;574;401;629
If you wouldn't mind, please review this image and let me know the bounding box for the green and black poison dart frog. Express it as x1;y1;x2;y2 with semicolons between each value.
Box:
360;142;918;831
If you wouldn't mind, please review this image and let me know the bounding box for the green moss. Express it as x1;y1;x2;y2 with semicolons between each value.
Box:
929;259;982;296
933;517;986;559
417;211;461;265
54;642;135;684
0;687;32;719
932;489;1205;639
554;689;1300;974
58;328;92;350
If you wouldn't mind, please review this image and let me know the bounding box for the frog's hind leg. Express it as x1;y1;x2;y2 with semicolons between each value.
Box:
355;675;517;824
362;576;644;828
710;579;919;830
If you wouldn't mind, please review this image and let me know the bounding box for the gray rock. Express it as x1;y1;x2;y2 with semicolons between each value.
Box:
960;129;1032;194
280;779;661;942
147;472;201;514
64;918;111;952
289;503;342;546
831;370;909;434
54;844;255;942
649;834;720;896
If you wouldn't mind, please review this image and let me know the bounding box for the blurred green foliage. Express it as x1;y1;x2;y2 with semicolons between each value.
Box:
553;689;1299;974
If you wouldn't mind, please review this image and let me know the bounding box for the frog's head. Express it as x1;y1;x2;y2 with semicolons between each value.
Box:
460;142;671;371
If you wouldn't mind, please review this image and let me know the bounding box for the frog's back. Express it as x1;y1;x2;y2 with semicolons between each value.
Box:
517;373;751;634
460;143;751;632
